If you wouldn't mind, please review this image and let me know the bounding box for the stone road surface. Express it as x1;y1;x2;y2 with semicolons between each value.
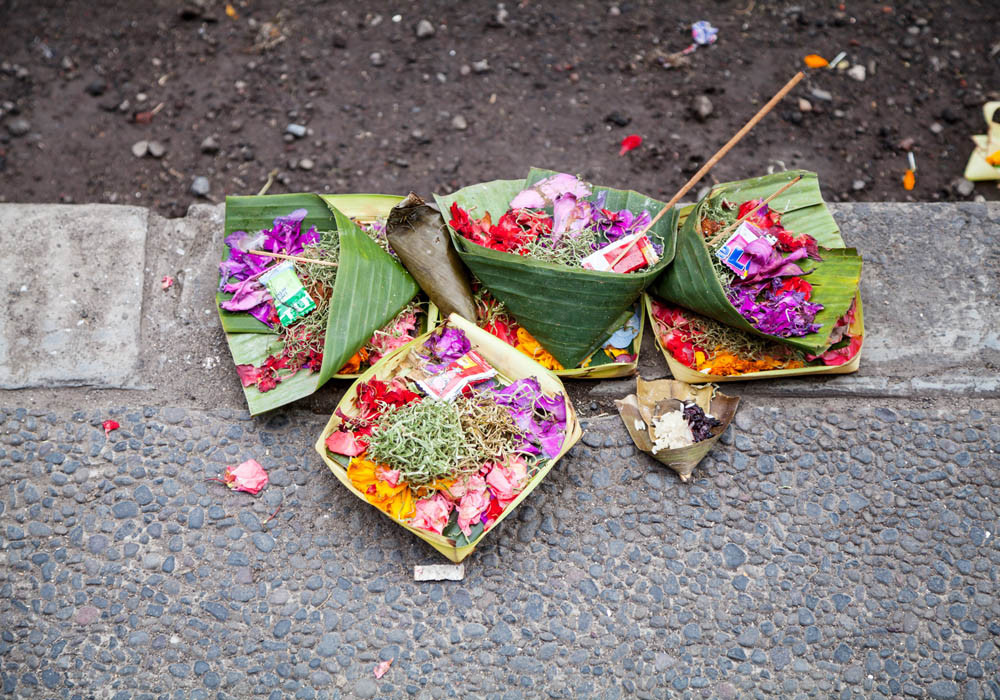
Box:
1;201;999;699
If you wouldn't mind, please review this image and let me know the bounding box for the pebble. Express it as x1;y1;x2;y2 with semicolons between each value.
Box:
147;141;166;158
930;122;944;134
85;80;107;97
286;123;307;138
355;679;377;698
722;543;746;568
369;52;385;67
451;114;468;131
298;158;315;171
190;176;210;197
953;179;974;197
810;88;833;102
692;95;713;121
797;98;812;112
6;117;30;136
847;64;866;81
472;59;490;74
200;135;220;154
852;179;866;191
415;19;435;38
605;112;631;127
253;532;276;552
131;140;149;158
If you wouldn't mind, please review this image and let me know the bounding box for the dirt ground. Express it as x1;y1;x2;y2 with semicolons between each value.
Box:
2;0;998;217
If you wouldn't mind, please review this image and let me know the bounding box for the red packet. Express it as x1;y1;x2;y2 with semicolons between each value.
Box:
581;232;659;273
413;351;497;400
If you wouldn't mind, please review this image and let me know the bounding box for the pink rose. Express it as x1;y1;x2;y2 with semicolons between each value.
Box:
446;474;485;501
410;493;453;535
485;456;528;507
457;487;491;537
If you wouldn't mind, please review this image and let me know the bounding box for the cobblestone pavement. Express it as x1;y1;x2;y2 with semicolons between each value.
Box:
1;397;998;699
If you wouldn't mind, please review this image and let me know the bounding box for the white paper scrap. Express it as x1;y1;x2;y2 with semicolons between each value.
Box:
414;564;465;581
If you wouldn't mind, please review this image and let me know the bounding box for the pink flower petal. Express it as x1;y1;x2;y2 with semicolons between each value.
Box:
324;431;365;456
224;459;269;495
374;659;393;679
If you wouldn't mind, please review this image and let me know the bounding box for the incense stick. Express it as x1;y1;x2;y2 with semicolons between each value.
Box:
249;249;339;267
637;71;805;238
706;175;802;247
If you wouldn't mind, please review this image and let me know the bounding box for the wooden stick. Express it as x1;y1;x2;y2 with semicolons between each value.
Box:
249;249;338;267
706;175;802;247
638;70;805;237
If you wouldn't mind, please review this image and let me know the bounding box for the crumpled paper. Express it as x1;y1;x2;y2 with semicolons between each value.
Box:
224;459;269;494
615;377;739;482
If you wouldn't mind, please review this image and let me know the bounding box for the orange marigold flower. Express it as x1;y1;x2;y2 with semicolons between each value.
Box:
515;327;564;371
803;54;829;68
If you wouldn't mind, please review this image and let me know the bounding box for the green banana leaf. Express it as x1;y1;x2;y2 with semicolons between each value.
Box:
217;193;419;414
650;171;862;354
434;167;678;368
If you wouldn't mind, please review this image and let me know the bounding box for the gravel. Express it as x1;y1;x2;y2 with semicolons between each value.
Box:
0;401;996;697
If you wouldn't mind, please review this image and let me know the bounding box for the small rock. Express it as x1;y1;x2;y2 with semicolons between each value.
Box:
609;5;621;16
410;129;432;144
451;114;468;131
722;543;746;569
190;176;210;197
200;135;219;154
929;122;944;135
298;158;314;171
369;52;385;67
692;95;713;121
7;117;31;136
85;80;107;97
605;111;631;127
898;136;915;151
847;64;866;81
852;179;866;191
797;98;812;112
131;140;149;158
493;3;509;26
415;19;435;38
472;59;490;74
953;178;974;197
810;88;833;102
286;123;307;138
460;64;471;76
147;141;166;158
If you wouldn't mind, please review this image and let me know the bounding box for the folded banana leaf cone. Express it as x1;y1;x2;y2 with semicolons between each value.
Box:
218;193;420;414
963;102;1000;181
615;377;739;482
644;293;864;383
433;167;678;369
428;297;646;379
315;314;583;562
650;171;863;356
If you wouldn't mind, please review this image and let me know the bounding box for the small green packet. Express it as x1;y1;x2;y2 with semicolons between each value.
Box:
260;261;316;326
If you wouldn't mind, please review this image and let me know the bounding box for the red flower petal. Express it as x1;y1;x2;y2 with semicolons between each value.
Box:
103;420;120;439
161;275;174;290
619;134;642;156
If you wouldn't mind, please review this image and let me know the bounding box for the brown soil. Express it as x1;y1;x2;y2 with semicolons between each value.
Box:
2;0;998;216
